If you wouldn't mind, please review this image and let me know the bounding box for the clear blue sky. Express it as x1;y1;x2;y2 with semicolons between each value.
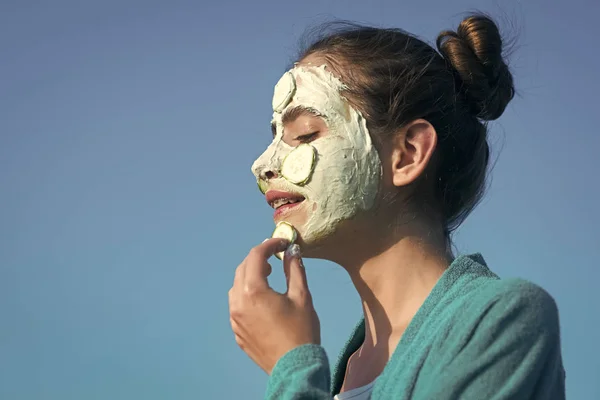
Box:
1;0;598;399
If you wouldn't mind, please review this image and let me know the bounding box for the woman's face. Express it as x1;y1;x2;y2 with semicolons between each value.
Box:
251;64;382;247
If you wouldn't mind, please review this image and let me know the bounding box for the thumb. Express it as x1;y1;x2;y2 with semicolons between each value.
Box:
283;244;309;299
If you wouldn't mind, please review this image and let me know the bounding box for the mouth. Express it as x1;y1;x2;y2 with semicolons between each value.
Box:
265;190;306;219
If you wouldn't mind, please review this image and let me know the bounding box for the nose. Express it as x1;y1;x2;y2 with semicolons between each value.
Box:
256;166;278;182
253;155;280;181
252;139;287;181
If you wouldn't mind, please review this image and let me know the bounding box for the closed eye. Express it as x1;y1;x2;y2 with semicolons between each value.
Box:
295;132;318;143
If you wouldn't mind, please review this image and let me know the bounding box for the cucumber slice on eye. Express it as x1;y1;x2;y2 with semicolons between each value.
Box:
281;143;316;185
257;179;268;195
271;221;297;260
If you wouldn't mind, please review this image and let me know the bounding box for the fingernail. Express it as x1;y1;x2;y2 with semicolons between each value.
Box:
285;244;302;260
262;238;270;243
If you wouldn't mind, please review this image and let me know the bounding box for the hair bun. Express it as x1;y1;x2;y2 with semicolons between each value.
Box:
436;14;515;121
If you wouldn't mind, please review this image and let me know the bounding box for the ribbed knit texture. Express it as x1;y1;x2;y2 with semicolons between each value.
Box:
265;254;566;399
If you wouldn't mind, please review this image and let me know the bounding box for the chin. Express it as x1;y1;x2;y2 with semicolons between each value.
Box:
296;211;370;261
273;202;362;259
274;214;306;232
292;222;343;260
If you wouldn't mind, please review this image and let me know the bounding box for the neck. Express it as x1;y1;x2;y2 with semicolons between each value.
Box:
335;222;451;355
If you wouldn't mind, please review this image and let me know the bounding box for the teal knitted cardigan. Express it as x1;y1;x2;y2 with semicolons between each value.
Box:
265;254;566;399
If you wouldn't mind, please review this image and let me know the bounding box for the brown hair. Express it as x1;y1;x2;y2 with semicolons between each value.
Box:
297;13;515;238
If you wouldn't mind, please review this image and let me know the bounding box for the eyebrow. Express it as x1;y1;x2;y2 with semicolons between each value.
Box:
271;106;322;137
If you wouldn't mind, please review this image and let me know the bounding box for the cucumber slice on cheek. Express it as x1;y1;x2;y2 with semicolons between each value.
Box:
256;144;314;194
257;178;268;195
281;143;316;185
271;221;298;260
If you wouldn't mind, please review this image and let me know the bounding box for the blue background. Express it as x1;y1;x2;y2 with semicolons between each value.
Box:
1;0;598;398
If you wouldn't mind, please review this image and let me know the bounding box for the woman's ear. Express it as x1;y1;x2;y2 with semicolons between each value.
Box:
389;119;438;188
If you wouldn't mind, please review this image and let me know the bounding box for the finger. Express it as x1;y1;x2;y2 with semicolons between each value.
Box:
282;243;298;289
283;244;309;299
233;264;244;288
253;237;290;259
244;238;289;290
236;238;286;291
282;244;293;288
283;260;291;289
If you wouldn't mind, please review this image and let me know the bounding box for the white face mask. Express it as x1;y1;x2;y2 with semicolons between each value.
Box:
251;65;382;243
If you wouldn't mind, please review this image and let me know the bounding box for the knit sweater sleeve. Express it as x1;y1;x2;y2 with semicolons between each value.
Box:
264;344;332;400
419;279;566;400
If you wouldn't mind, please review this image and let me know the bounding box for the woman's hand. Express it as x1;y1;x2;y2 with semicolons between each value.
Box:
228;238;321;374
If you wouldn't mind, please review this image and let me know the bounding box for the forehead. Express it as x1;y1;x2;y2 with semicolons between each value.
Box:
272;65;348;119
281;106;321;125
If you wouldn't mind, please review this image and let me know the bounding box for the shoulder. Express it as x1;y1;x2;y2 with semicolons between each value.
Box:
430;277;562;370
419;276;566;398
477;278;559;322
455;277;561;342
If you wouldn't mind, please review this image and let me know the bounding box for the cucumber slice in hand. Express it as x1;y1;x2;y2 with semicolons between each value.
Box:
271;221;297;260
281;143;316;185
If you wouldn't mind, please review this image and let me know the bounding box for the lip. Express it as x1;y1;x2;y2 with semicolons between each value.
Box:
265;190;306;207
265;190;306;219
273;201;304;219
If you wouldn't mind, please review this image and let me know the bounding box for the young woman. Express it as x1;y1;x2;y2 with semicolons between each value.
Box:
228;14;566;399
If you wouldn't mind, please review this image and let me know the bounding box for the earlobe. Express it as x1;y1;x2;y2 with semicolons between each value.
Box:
391;119;438;188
